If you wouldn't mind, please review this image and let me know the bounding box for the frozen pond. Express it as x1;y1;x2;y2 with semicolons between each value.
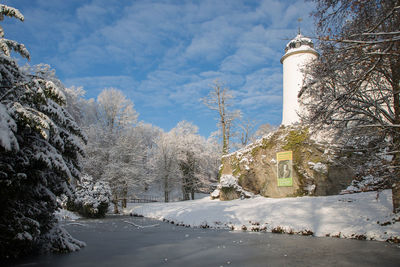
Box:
5;215;400;267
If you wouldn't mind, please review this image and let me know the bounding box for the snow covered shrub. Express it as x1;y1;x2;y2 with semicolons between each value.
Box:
67;174;111;218
0;5;86;258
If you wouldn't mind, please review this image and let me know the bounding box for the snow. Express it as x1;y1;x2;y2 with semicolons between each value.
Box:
55;208;81;221
16;231;33;241
0;4;25;22
68;174;111;217
124;190;400;242
0;103;18;151
123;220;159;229
212;174;254;199
75;175;111;212
308;162;328;174
342;174;385;193
220;174;237;188
285;44;317;54
210;189;220;198
285;34;313;49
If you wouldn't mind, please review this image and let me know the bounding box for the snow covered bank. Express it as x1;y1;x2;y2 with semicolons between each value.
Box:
124;190;400;242
55;209;81;221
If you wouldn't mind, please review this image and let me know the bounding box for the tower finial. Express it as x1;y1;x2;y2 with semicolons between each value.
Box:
297;17;303;35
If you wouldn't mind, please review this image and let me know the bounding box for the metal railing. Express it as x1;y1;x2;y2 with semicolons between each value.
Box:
129;195;159;203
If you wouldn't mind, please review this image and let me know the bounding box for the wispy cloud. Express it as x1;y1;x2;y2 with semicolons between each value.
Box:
64;75;138;98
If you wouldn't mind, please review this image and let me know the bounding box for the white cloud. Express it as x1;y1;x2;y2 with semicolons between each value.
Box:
183;16;242;62
220;25;280;74
64;75;139;97
235;67;282;110
76;3;108;26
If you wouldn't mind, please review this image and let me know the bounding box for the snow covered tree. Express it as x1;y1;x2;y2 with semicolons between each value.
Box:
172;121;219;200
104;129;148;212
83;88;138;176
81;88;142;212
172;121;203;200
0;4;86;258
131;122;162;192
97;88;138;135
63;86;87;126
66;174;111;218
202;81;241;155
82;124;109;180
150;129;180;202
302;0;400;212
150;121;220;201
76;88;161;212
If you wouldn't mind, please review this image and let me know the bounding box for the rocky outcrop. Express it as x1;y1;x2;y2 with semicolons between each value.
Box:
211;174;254;201
213;125;355;200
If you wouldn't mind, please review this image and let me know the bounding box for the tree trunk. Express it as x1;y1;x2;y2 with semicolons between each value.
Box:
222;119;228;155
391;62;400;213
112;195;119;214
393;182;400;213
182;188;189;201
191;190;195;200
392;131;400;213
164;191;169;203
164;174;169;202
181;180;187;201
182;177;190;201
122;184;128;209
392;133;400;213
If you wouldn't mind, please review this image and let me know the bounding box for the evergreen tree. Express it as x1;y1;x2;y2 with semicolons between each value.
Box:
0;4;86;258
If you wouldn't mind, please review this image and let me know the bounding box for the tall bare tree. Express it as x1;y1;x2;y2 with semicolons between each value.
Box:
202;80;240;155
233;118;257;149
302;0;400;212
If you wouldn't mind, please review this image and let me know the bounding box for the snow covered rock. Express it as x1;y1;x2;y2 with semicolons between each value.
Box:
211;174;255;201
210;189;220;200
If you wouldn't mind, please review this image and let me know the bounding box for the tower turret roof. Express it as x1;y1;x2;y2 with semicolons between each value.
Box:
281;34;318;63
284;34;314;53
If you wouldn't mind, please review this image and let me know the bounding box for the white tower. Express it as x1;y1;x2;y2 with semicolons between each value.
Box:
280;34;318;125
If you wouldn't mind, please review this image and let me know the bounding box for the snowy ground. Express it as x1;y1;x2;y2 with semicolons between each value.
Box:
55;208;81;221
124;190;400;242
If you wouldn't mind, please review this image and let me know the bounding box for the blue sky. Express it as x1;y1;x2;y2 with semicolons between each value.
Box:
3;0;315;137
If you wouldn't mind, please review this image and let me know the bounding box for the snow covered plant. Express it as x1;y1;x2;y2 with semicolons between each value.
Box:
0;5;86;258
67;174;111;218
